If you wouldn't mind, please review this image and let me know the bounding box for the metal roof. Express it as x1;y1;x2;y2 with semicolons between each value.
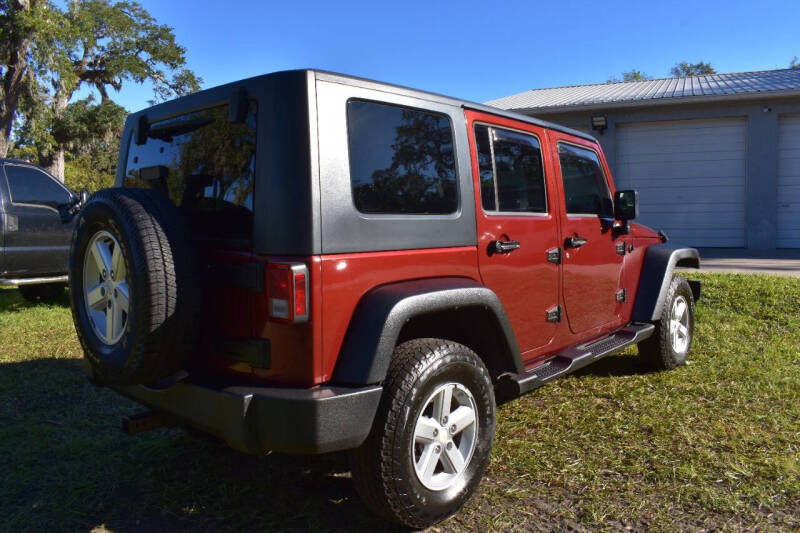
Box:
486;68;800;112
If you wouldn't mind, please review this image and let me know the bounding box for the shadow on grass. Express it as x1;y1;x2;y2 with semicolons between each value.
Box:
571;352;656;378
0;357;400;532
0;286;71;312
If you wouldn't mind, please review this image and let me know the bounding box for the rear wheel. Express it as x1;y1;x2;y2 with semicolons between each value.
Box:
18;283;65;302
349;338;495;528
638;275;695;370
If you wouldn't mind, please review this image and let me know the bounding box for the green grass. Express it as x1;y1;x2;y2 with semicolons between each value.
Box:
1;274;798;532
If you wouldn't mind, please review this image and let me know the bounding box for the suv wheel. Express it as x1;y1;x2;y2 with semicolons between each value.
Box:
349;338;495;528
69;188;201;386
638;275;696;370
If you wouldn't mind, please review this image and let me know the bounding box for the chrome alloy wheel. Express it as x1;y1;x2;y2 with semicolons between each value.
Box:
83;230;130;345
412;382;478;491
669;295;690;354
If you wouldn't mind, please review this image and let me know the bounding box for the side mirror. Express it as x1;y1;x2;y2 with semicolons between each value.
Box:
80;189;90;206
614;190;639;221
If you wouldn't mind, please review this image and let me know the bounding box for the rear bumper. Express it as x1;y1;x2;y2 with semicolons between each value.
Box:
94;363;382;455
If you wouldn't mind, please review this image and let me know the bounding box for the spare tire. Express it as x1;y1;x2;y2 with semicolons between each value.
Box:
69;188;201;385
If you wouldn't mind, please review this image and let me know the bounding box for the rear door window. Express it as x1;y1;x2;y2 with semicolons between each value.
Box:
474;124;547;213
346;100;458;215
124;103;257;245
557;142;612;216
4;165;72;208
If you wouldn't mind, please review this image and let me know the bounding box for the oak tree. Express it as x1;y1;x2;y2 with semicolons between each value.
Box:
1;0;200;180
670;61;716;77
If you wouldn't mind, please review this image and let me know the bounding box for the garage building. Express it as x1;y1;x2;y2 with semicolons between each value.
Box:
487;68;800;250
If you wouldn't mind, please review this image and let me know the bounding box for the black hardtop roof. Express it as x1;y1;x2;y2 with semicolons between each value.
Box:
129;69;596;142
312;70;596;141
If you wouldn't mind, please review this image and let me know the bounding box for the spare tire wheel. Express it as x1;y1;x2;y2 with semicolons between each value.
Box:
69;188;201;386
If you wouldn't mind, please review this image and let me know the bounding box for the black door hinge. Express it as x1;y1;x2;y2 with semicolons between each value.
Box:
546;305;561;323
616;241;626;255
547;247;562;264
616;289;626;302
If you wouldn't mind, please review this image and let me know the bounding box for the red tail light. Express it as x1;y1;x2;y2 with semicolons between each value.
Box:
267;262;309;323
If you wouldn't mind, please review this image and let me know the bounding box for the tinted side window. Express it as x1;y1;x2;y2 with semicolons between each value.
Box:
347;100;457;215
558;142;612;216
124;103;257;244
474;125;547;213
5;165;71;208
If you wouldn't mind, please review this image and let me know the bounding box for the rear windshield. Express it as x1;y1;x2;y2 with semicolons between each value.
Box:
124;103;257;247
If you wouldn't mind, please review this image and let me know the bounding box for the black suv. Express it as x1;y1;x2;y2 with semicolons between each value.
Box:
0;159;87;300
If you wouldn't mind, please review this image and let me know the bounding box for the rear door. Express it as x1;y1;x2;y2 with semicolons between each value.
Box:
2;163;76;276
465;110;561;360
122;101;266;377
547;131;624;335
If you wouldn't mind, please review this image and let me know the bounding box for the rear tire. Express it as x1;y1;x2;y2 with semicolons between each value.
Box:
349;338;495;528
69;188;201;386
18;283;65;302
638;275;695;370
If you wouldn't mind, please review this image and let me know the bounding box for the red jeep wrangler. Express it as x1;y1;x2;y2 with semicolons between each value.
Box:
69;70;700;527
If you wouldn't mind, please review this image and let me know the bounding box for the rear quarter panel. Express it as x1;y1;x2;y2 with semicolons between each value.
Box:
319;247;480;382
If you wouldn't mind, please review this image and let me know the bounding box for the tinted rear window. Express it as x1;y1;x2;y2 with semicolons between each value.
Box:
124;103;257;245
346;100;457;215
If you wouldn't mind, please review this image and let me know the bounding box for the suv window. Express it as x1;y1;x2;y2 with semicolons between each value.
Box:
557;142;612;216
474;125;547;213
124;103;257;245
4;165;71;208
346;100;457;215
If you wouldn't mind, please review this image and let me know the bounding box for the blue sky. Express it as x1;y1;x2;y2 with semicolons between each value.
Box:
86;0;800;112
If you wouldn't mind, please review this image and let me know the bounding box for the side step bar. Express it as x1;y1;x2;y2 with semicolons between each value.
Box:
0;275;68;287
497;323;655;399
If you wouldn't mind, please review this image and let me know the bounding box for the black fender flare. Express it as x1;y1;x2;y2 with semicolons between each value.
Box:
631;245;701;322
331;277;524;386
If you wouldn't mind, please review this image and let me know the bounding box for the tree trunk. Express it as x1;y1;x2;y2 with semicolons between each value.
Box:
44;150;65;180
0;49;30;159
0;1;32;158
47;90;70;182
0;135;10;159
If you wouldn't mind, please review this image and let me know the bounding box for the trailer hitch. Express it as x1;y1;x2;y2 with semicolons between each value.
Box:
122;410;175;435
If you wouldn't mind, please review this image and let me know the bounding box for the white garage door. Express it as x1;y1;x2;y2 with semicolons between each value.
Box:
778;115;800;248
615;118;747;247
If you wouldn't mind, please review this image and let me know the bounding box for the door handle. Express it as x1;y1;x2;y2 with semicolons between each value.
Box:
564;236;588;248
492;240;521;254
